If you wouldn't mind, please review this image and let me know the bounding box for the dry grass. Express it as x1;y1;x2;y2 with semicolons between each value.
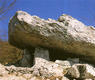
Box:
0;39;23;65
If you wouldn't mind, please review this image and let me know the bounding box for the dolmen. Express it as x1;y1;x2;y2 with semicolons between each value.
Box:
8;11;95;67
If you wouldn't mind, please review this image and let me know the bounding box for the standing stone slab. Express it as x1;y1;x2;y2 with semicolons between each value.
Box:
34;47;49;64
19;49;34;67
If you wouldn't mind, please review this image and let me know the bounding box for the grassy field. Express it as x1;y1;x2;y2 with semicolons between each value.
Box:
0;39;23;65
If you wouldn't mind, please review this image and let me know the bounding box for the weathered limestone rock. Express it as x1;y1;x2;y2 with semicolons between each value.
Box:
32;58;64;79
65;64;80;79
77;64;95;79
8;11;95;65
55;58;79;67
65;64;95;79
55;60;71;67
0;60;65;80
62;77;69;80
0;58;95;80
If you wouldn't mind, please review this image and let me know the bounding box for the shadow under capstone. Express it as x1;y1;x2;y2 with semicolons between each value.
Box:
11;47;95;67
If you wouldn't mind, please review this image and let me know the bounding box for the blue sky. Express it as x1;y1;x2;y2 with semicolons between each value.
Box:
0;0;95;40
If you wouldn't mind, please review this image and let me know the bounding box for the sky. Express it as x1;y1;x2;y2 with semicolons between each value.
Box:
0;0;95;40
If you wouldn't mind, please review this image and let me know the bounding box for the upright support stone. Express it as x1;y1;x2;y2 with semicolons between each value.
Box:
20;49;34;67
34;47;50;64
19;47;49;67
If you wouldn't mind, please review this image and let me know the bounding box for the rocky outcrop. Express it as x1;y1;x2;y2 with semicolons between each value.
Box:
65;64;95;79
0;59;95;80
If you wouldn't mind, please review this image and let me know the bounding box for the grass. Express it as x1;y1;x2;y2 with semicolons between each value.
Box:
0;39;23;65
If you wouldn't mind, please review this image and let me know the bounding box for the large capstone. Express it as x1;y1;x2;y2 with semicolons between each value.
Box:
8;11;95;65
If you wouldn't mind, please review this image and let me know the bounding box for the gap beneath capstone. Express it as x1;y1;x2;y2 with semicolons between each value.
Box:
16;47;95;67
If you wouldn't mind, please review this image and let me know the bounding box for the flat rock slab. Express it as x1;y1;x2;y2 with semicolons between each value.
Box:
8;11;95;64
